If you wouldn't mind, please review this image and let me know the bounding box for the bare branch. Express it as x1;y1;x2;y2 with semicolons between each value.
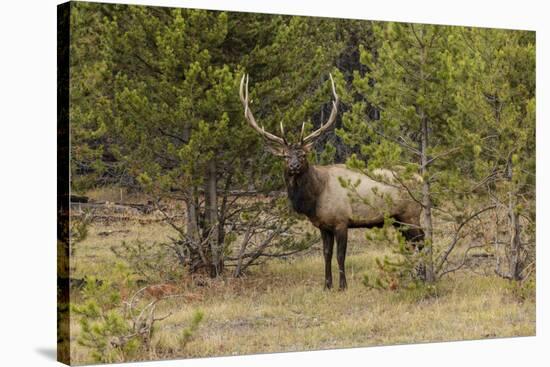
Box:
425;146;461;166
439;244;487;277
367;125;422;155
436;205;496;274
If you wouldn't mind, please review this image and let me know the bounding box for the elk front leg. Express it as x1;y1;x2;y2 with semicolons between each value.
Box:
335;226;348;290
321;229;334;289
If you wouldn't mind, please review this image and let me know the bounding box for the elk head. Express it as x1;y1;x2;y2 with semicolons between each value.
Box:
239;74;339;177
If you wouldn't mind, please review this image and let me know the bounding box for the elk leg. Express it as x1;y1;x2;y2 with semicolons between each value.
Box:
321;229;334;289
412;227;427;280
403;227;424;246
335;227;348;290
395;217;426;280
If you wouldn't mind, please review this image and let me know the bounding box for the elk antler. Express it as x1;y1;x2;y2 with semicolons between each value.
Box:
301;73;339;145
239;74;286;146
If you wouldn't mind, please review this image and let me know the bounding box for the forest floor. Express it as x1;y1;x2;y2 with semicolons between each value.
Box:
69;211;536;365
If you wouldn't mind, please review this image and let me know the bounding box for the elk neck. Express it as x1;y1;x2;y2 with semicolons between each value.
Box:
284;165;325;218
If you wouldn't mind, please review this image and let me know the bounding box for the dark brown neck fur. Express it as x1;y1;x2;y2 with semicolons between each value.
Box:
284;165;325;218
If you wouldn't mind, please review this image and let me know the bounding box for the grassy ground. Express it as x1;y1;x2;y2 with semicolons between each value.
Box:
69;216;535;364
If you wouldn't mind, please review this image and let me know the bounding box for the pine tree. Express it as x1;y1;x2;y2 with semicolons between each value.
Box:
341;22;535;285
70;3;343;277
340;23;466;282
452;28;535;280
70;3;118;191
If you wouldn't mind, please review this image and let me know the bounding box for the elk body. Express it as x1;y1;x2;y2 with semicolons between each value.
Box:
239;74;424;290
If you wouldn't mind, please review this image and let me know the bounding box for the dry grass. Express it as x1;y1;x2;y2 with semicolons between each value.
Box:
69;217;535;365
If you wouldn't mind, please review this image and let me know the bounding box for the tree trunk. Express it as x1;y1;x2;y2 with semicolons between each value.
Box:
184;185;209;274
234;226;253;277
181;122;205;273
416;40;435;283
501;159;523;281
509;193;522;280
218;172;233;252
420;113;435;283
186;186;199;242
205;159;222;277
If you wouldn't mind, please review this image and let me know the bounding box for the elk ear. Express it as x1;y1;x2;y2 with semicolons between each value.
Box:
264;144;287;157
302;142;315;152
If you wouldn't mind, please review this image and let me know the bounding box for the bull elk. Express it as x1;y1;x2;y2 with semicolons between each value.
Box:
239;74;424;290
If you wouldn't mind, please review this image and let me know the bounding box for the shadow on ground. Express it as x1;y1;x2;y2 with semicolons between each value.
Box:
35;347;56;361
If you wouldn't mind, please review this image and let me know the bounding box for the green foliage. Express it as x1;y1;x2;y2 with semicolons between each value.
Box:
180;310;204;346
230;197;319;277
341;22;535;283
68;212;92;274
71;277;135;363
317;141;336;165
363;225;441;301
505;277;536;303
70;215;89;244
71;268;204;363
392;282;440;303
342;23;465;185
362;222;424;291
70;3;343;195
340;27;469;284
69;3;534;283
70;3;344;275
111;240;185;284
451;28;535;279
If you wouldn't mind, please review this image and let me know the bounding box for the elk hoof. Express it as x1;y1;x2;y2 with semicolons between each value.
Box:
415;263;427;281
339;278;347;290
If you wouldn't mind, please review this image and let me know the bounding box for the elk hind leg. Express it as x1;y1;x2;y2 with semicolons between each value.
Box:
395;216;426;280
335;226;348;290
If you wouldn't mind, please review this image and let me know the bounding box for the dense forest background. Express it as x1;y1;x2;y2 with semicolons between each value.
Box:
65;2;535;363
70;2;535;281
